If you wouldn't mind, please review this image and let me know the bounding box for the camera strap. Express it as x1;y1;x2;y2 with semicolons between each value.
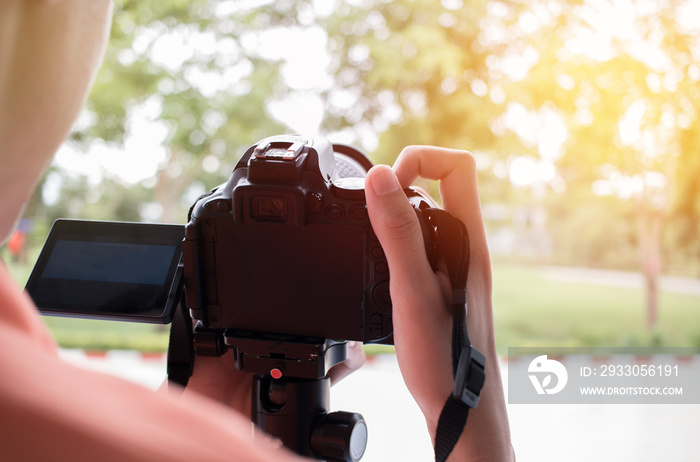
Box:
425;208;486;462
167;298;194;388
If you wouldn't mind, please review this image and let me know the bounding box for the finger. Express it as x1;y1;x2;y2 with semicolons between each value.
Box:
393;146;491;288
328;341;366;385
393;146;482;231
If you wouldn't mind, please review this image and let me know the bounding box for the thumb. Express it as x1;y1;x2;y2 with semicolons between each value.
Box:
365;165;454;412
364;165;433;290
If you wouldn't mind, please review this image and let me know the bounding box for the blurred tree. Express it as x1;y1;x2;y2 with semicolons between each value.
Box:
30;0;290;226
18;0;700;320
672;85;700;277
318;0;519;200
489;0;700;328
315;0;700;330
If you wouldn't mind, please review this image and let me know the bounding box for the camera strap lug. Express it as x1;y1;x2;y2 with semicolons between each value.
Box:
193;323;227;357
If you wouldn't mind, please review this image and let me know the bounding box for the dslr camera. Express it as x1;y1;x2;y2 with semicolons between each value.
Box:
28;135;439;350
26;134;443;461
183;134;438;346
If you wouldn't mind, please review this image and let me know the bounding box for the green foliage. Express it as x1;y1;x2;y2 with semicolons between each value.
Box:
21;0;700;278
496;0;700;271
321;0;507;162
546;193;639;270
35;0;290;227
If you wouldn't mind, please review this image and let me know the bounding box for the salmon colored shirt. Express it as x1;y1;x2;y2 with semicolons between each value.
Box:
0;261;302;461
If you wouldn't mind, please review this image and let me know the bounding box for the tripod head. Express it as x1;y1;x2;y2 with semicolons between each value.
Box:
170;320;368;462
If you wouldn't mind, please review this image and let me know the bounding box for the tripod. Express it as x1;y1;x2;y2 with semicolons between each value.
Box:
167;306;368;461
228;332;367;462
253;375;366;461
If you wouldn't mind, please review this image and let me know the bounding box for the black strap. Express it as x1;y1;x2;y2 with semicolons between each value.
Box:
426;209;486;462
166;297;194;388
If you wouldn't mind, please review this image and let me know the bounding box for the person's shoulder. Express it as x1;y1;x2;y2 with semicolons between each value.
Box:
0;264;305;462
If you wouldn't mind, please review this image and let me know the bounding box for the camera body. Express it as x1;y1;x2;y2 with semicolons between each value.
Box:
183;135;437;344
27;134;439;347
26;134;447;459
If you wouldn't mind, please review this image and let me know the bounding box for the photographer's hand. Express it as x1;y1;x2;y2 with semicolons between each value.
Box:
365;146;514;461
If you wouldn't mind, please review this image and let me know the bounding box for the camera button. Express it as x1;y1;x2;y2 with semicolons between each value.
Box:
369;313;384;339
307;192;323;213
373;281;392;310
350;206;367;220
216;200;230;212
326;205;344;219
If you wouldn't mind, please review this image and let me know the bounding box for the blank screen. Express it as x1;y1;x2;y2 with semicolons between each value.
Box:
42;241;176;285
26;220;183;321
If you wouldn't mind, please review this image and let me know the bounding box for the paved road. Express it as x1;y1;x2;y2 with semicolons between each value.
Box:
61;350;700;461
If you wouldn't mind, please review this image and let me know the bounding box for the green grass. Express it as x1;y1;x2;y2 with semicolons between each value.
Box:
5;251;700;354
42;316;171;352
493;264;700;353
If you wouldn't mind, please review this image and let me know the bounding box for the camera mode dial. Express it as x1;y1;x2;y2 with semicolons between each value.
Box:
331;177;366;200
